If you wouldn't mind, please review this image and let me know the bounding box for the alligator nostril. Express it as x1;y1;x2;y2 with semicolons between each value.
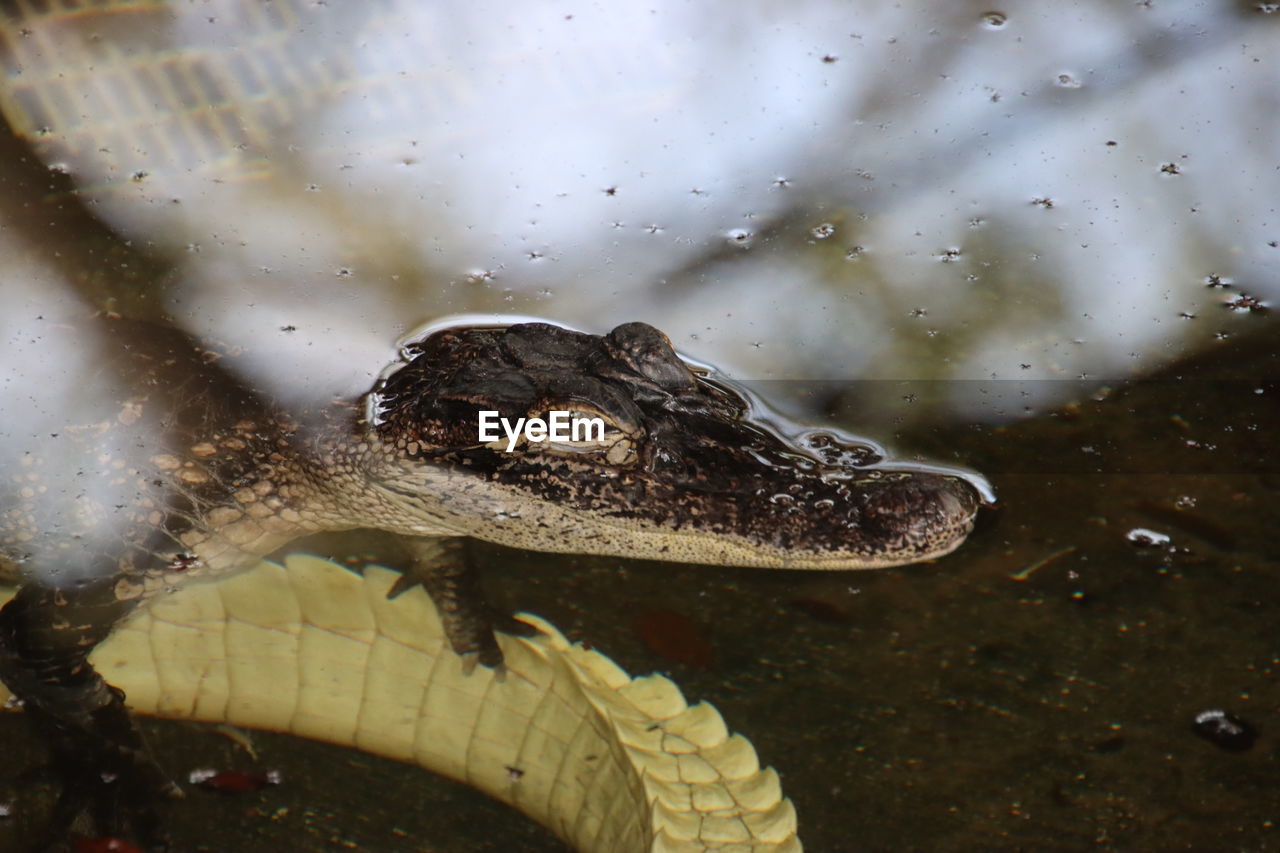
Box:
935;482;965;519
941;476;983;519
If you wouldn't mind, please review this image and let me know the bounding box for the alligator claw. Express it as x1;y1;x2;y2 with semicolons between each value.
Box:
457;650;508;682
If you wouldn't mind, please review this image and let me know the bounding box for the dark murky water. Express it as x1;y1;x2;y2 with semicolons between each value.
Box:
2;2;1279;851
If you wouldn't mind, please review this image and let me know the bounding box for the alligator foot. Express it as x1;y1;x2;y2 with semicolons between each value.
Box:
8;686;180;853
0;581;178;852
391;536;537;672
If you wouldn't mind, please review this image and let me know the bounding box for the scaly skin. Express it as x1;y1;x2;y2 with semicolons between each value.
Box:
2;555;805;853
0;315;986;849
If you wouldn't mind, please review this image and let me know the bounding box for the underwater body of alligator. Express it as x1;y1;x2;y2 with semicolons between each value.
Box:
0;316;986;851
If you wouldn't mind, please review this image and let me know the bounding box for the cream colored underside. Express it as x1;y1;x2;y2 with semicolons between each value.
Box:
0;555;801;853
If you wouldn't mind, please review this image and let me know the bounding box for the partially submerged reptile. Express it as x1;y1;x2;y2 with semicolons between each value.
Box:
0;315;986;850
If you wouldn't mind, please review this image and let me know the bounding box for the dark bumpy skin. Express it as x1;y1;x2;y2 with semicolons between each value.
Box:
0;317;985;850
366;322;982;568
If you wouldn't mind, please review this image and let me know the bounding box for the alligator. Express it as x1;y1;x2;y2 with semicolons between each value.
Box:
0;315;986;850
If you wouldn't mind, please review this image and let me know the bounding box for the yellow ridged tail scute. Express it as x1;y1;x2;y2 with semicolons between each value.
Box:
0;555;802;852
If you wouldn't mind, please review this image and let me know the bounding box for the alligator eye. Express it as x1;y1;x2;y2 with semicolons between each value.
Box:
534;405;639;466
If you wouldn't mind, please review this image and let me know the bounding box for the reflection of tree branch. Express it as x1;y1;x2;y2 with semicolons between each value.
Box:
815;8;1254;203
0;118;177;322
0;118;269;413
646;205;816;297
660;6;1258;303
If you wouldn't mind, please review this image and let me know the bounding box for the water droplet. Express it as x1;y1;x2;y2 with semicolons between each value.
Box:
810;223;836;239
726;228;754;248
1175;495;1197;509
844;246;866;261
336;267;353;278
981;11;1007;28
1055;73;1082;88
938;247;961;262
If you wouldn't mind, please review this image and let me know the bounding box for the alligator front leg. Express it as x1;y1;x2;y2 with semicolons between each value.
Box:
0;575;178;852
388;536;536;674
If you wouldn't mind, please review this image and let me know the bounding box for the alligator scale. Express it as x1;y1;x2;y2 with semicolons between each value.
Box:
0;316;985;851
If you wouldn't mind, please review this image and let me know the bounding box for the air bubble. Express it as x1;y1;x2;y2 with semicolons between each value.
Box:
810;223;836;239
981;11;1007;28
1055;73;1082;89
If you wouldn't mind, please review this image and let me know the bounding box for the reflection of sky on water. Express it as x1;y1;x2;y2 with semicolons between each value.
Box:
0;0;1276;414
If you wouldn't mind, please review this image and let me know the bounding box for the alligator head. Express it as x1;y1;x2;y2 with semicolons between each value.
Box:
363;321;987;569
